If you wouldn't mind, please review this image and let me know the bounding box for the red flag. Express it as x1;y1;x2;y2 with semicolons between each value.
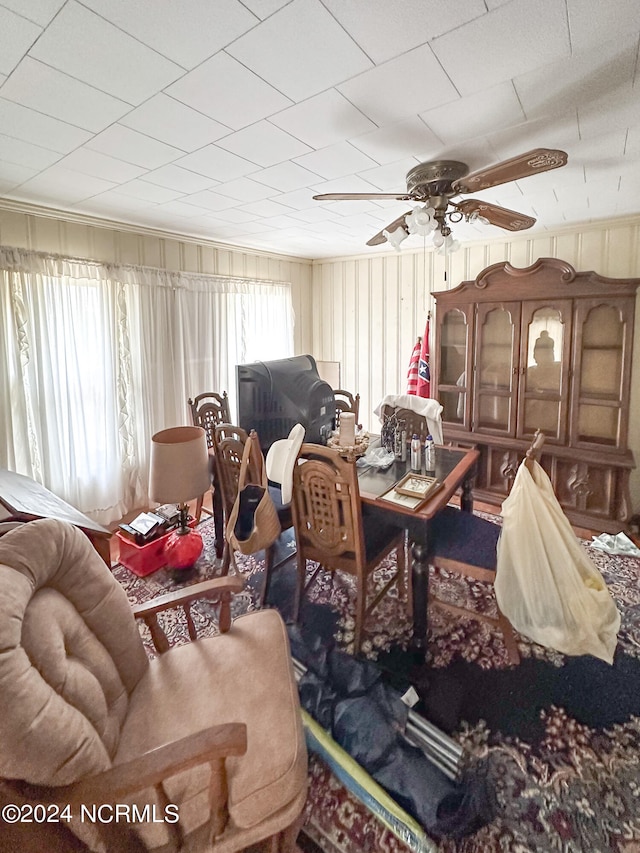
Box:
416;317;430;398
406;338;421;395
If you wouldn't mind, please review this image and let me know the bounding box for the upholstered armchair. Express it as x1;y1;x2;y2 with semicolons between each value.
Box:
0;519;307;852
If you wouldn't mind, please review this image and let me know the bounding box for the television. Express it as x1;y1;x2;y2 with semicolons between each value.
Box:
236;355;336;453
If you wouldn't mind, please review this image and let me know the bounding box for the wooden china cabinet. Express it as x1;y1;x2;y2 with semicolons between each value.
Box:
432;258;639;533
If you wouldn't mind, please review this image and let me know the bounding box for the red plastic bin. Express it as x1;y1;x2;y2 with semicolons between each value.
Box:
116;519;197;577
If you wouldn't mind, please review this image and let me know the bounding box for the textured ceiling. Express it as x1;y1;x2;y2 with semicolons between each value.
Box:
0;0;638;259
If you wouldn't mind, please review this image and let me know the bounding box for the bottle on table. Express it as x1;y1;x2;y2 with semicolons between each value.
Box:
410;434;421;471
425;434;435;473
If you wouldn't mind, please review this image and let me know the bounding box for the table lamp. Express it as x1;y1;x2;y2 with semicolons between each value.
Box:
149;425;210;571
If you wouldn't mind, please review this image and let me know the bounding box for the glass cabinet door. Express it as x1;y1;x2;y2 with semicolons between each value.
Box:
571;299;630;450
436;307;471;427
518;300;572;442
473;303;520;435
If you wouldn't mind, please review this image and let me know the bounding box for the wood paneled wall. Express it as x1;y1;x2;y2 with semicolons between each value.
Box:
312;217;640;516
2;204;639;515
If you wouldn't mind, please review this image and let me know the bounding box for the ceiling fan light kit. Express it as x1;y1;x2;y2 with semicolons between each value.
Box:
312;148;568;251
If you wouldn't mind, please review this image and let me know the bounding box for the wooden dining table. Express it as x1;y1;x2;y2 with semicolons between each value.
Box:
356;440;480;659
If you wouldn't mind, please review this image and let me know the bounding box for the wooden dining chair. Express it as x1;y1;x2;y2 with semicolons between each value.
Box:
291;443;406;654
188;392;231;528
427;431;547;666
381;403;428;442
334;389;360;427
213;425;293;606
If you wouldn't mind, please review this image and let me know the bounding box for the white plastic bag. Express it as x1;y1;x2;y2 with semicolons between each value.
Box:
495;459;620;664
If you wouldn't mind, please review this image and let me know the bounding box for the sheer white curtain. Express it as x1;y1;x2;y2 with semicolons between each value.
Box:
0;247;294;525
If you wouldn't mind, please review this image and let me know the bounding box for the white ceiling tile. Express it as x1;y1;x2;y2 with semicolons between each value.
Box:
357;158;423;192
227;0;372;102
324;199;401;217
239;0;291;19
310;175;384;196
0;57;131;132
57;148;148;183
81;0;259;70
322;0;486;64
87;125;183;169
294;142;377;180
0;0;637;259
415;138;499;172
143;165;217;194
213;207;258;224
567;0;640;53
115;179;184;203
431;0;571;97
288;207;339;223
258;214;306;229
29;2;184;106
486;115;580;161
206;219;268;236
273;188;320;210
12;166;116;203
270;89;376;149
578;87;640;140
251;161;320;192
337;44;459;126
0;98;92;153
238;199;296;218
514;35;637;122
0;0;65;26
180;190;239;212
0;160;38;186
350;117;440;164
0;133;61;169
151;200;212;219
625;125;640;158
176;145;257;181
420;82;526;146
76;191;153;215
214;177;274;202
166;52;292;131
0;6;41;76
119;94;231;152
216;121;311;167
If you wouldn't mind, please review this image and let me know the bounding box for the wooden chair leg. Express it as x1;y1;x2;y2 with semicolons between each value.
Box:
292;554;306;623
498;608;520;665
354;576;366;653
194;493;204;523
260;545;275;608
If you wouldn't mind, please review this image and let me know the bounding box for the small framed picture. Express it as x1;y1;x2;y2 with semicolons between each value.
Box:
394;473;443;500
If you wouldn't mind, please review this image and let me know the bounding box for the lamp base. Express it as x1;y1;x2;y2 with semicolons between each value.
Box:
164;526;204;572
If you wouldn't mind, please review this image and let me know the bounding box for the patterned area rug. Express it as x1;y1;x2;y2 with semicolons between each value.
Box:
112;518;640;853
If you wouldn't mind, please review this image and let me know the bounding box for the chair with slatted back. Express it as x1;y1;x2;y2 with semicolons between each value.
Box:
427;430;547;666
291;443;407;654
381;403;429;442
213;425;294;606
188;393;231;553
333;389;360;428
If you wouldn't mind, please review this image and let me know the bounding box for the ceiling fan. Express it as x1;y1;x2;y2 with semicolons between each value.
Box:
313;148;568;250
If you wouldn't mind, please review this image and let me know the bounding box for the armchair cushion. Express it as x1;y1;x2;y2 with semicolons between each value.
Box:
0;520;148;786
116;608;307;847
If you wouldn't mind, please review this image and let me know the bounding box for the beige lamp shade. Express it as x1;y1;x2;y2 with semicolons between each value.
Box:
149;426;210;505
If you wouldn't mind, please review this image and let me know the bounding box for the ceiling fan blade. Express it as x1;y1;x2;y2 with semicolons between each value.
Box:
366;212;411;246
455;199;536;231
453;148;568;193
313;192;413;201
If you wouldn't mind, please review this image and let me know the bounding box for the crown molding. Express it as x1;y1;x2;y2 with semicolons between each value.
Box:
0;198;311;265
